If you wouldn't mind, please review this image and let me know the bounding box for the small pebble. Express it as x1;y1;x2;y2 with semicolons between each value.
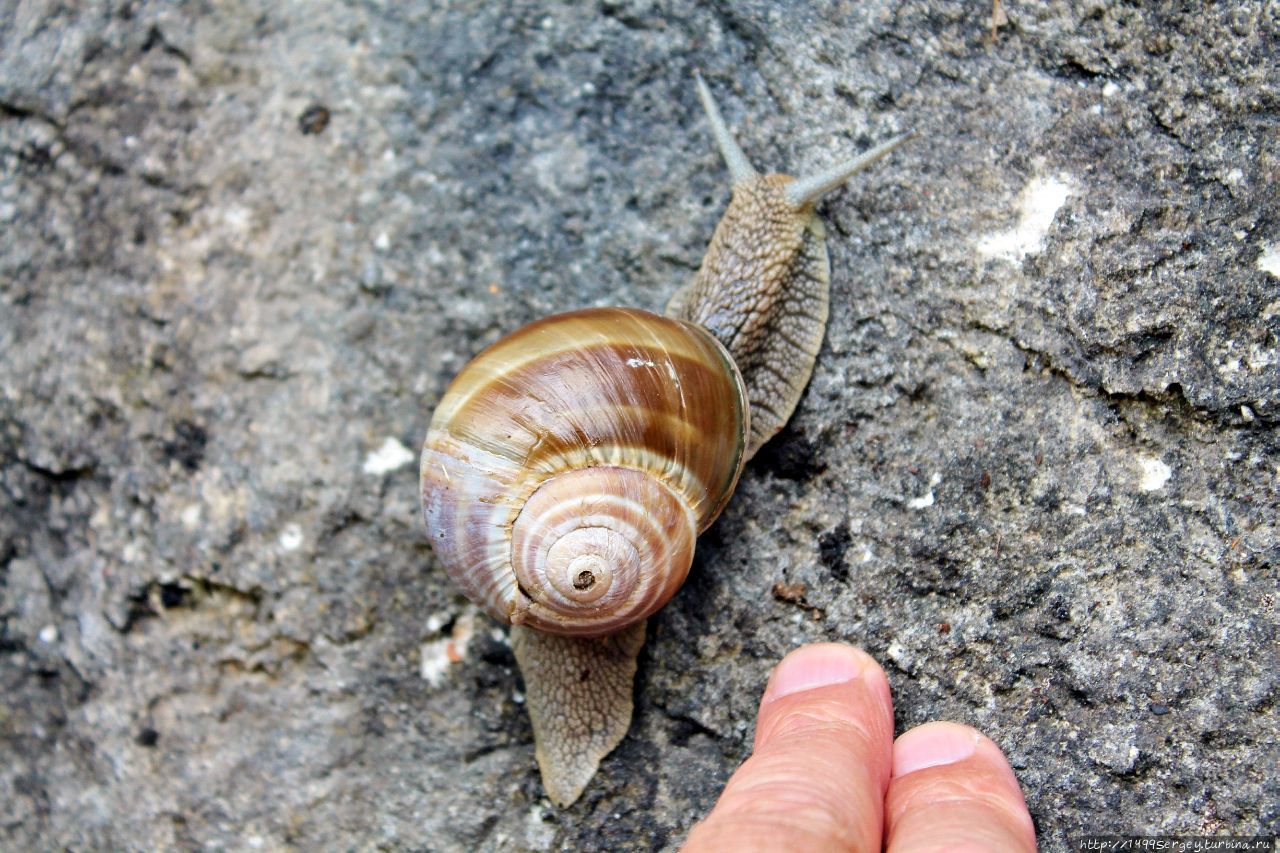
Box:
298;104;331;135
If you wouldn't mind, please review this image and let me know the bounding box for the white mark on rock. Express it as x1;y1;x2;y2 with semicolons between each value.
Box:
908;491;935;509
223;205;252;233
279;523;304;551
1248;343;1276;371
1102;81;1120;98
525;801;557;850
977;175;1074;261
363;436;415;475
1137;456;1172;492
420;641;455;687
908;472;942;509
1257;244;1280;278
181;504;202;530
38;624;58;644
420;611;476;686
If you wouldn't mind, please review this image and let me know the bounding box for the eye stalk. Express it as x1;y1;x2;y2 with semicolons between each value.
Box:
784;131;918;207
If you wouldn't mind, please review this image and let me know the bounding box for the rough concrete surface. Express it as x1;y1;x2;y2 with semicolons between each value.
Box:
1;1;1276;849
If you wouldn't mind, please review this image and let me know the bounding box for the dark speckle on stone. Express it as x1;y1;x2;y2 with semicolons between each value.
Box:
298;104;331;135
163;420;208;472
158;582;191;609
752;424;825;480
1149;703;1171;716
818;521;852;581
1052;596;1071;621
137;727;160;747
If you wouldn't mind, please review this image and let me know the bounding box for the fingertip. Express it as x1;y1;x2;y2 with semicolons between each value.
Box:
762;643;882;702
888;722;1036;853
893;721;1025;799
755;643;894;754
892;721;979;777
685;644;894;853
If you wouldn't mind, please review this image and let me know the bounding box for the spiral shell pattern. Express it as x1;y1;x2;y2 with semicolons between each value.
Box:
421;307;749;637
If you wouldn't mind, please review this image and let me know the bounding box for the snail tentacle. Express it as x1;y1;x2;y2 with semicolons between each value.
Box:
695;72;758;186
783;131;918;207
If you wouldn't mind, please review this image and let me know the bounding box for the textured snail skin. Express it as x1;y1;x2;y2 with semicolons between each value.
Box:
510;620;647;807
420;76;910;806
666;174;829;458
421;307;748;637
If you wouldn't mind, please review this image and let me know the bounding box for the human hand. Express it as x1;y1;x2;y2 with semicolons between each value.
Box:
683;644;1036;852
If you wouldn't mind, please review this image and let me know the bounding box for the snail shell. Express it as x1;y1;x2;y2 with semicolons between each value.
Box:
420;307;749;637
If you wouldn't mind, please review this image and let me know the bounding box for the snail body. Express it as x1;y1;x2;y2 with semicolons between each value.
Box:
421;75;911;806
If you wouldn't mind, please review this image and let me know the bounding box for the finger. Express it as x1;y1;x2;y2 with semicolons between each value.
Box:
886;722;1037;853
683;644;895;853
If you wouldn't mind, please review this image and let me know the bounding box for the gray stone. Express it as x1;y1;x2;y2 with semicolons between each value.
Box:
2;1;1276;849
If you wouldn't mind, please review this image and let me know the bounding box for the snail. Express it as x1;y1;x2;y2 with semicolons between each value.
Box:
420;74;911;806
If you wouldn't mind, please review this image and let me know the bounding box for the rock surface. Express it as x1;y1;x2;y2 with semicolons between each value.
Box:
2;1;1276;849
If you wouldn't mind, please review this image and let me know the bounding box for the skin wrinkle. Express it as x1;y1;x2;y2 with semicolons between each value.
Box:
890;782;1032;827
893;839;1014;853
713;761;883;840
691;677;893;850
688;817;864;853
693;765;876;852
754;703;892;753
888;776;1037;845
888;812;1034;853
720;742;879;804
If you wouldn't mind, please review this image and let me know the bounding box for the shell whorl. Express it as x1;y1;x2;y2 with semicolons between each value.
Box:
509;467;696;634
421;307;749;637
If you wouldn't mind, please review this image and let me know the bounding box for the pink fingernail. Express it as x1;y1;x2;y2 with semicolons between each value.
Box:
893;722;979;777
767;644;868;700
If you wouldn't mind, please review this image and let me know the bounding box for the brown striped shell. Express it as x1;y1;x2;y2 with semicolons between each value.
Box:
420;307;749;637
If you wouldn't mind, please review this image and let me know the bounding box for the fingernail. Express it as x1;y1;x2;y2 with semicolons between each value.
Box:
766;644;868;700
893;722;980;777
